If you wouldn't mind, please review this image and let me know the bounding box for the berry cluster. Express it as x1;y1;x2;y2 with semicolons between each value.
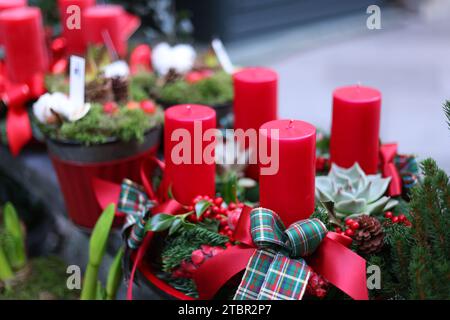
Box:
103;99;156;115
384;211;411;226
305;271;329;299
334;218;360;237
172;245;225;279
187;195;244;240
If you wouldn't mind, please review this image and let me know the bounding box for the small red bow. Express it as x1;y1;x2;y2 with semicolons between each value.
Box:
380;143;402;197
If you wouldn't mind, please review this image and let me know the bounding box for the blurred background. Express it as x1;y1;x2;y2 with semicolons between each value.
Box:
27;0;449;171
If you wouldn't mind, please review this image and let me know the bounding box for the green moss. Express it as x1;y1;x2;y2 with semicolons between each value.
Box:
0;256;78;300
158;71;233;106
37;103;163;145
130;72;156;102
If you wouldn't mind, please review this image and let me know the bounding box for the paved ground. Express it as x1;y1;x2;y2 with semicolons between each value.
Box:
229;7;450;172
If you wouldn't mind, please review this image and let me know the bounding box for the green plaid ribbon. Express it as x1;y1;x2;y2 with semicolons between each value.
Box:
234;207;327;300
118;179;156;249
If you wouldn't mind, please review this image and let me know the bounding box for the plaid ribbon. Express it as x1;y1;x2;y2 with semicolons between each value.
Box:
118;179;156;249
234;207;327;300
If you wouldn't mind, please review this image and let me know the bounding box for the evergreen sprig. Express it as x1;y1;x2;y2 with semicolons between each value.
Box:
444;100;450;130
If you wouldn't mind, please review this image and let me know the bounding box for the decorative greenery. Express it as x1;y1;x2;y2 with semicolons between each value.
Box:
130;72;157;102
444;100;450;130
315;163;398;221
156;71;233;106
36;103;163;145
81;204;116;300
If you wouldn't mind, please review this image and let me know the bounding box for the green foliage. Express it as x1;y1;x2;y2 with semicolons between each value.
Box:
407;158;450;299
106;247;124;300
37;103;163;145
0;245;13;282
3;203;26;270
161;227;228;273
0;256;78;300
158;71;233;106
81;204;116;300
444;100;450;130
130;72;156;102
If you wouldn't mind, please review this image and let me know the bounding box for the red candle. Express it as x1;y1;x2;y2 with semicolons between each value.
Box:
233;67;278;178
164;104;216;205
0;7;48;84
0;0;26;11
58;0;95;55
83;5;140;58
330;85;381;174
259;119;316;226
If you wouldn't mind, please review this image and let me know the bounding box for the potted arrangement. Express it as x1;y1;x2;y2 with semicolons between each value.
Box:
149;43;234;127
34;45;164;229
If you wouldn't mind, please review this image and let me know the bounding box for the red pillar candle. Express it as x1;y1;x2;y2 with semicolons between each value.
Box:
330;85;381;174
164;104;216;205
259;119;316;226
83;5;140;58
233;67;278;178
0;7;48;85
0;0;26;11
58;0;95;55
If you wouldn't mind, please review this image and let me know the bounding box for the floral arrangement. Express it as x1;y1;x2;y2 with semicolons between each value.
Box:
149;43;233;107
36;45;164;146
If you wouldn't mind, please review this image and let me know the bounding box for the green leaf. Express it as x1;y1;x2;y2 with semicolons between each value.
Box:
195;200;212;219
167;184;174;200
106;247;124;300
89;204;116;266
146;213;176;232
168;219;182;236
0;245;14;281
3;202;26;270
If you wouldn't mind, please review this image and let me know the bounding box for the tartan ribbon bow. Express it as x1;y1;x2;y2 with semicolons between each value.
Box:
118;179;156;249
234;207;327;300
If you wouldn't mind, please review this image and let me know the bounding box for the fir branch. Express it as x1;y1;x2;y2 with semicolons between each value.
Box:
444;100;450;131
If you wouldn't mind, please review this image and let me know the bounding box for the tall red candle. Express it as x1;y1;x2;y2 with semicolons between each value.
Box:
58;0;95;55
330;85;381;174
0;7;48;85
259;119;316;226
0;0;26;11
233;67;278;178
83;5;140;58
164;104;216;205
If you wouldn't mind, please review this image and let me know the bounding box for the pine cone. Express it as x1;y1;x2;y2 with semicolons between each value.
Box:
111;76;129;104
306;271;329;299
85;78;114;104
354;215;384;255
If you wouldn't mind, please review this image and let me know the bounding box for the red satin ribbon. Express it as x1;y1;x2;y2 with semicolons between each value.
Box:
380;143;402;197
194;206;369;300
130;44;152;74
92;156;184;300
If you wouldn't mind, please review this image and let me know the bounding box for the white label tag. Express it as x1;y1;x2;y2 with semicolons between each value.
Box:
69;55;85;108
212;38;234;74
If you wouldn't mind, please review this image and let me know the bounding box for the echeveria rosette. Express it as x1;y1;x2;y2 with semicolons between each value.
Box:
315;163;398;219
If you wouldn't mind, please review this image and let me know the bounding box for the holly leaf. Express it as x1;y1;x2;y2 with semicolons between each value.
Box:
195;200;212;218
168;218;182;236
146;213;176;232
167;184;174;200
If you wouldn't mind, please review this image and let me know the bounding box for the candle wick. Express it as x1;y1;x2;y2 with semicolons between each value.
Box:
287;119;294;129
186;105;192;111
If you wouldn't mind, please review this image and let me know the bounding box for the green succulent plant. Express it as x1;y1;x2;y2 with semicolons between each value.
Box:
315;163;398;219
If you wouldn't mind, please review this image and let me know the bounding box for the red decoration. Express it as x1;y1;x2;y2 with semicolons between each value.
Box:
58;0;96;55
83;5;140;58
233;67;278;179
130;44;152;74
259;119;316;226
330;85;381;174
380;143;402;196
0;7;48;88
163;104;216;205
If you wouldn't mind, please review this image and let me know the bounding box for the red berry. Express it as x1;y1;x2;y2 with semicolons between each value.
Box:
398;214;406;222
384;211;393;219
103;101;119;114
140;100;156;114
345;219;354;226
191;249;205;265
391;216;399;223
345;229;355;237
238;203;244;208
334;227;342;233
228;203;236;210
211;247;225;256
350;222;360;230
201;245;213;255
225;242;232;248
214;197;223;206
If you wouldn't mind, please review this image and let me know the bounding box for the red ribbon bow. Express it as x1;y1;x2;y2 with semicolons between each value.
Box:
380;143;402;197
194;206;368;300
